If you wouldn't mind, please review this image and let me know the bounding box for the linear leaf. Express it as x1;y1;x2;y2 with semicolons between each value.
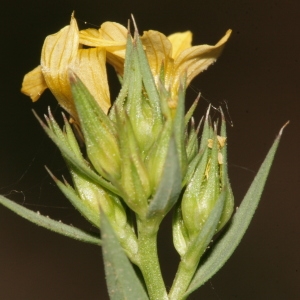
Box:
184;125;287;297
101;211;149;300
0;195;101;246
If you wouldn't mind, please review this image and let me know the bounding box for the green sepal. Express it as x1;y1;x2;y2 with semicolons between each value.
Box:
198;107;212;151
115;111;150;216
46;167;101;228
185;118;197;160
172;202;189;257
184;124;286;297
145;118;173;193
184;94;200;126
109;34;134;122
69;71;121;181
135;31;162;123
183;190;225;268
181;144;209;236
126;38;161;154
62;113;83;159
186;118;202;163
101;209;149;300
147;134;182;218
195;132;220;225
0;195;101;246
157;81;172;122
216;110;234;231
182;149;204;187
173;82;188;178
32;110;120;196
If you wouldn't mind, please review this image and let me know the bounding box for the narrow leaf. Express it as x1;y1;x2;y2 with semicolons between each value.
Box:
184;124;287;297
0;195;101;246
101;211;149;300
147;135;182;218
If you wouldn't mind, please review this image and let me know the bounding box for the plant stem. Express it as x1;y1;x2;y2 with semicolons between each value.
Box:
137;217;168;300
168;260;198;300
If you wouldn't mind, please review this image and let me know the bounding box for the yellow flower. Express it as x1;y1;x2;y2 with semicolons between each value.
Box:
141;29;232;104
80;22;231;106
21;14;111;119
22;15;231;116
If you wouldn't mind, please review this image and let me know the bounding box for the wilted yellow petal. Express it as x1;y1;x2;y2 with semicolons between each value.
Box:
79;28;102;45
140;30;173;83
41;15;79;118
74;48;110;114
79;22;127;75
100;22;128;45
21;65;48;102
79;23;127;51
167;31;192;59
173;29;232;91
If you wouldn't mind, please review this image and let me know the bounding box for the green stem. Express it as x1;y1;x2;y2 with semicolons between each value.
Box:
137;217;168;300
168;260;198;300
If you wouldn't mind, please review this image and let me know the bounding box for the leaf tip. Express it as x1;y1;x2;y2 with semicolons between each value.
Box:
44;165;58;182
278;120;290;137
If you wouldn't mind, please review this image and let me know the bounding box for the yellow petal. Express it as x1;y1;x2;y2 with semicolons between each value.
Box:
40;15;79;118
21;65;48;101
173;29;232;91
74;47;110;114
106;52;126;76
140;30;173;83
79;22;127;75
100;22;128;74
167;31;192;59
100;22;128;47
79;23;127;51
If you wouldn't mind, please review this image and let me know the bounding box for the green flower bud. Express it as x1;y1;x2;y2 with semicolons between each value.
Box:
115;111;151;216
181;133;219;238
44;108;139;261
69;72;121;181
109;33;163;155
174;110;234;256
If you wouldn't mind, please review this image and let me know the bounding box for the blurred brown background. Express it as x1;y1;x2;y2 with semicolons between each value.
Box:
0;0;299;299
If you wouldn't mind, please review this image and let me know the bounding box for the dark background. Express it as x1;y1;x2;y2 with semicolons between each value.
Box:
0;0;299;299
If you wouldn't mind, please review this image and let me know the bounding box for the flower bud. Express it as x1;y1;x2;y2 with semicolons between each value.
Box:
174;110;234;256
115;110;151;216
45;110;138;260
69;71;121;181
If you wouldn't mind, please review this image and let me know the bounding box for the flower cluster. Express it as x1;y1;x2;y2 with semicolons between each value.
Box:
22;14;231;118
21;14;233;299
